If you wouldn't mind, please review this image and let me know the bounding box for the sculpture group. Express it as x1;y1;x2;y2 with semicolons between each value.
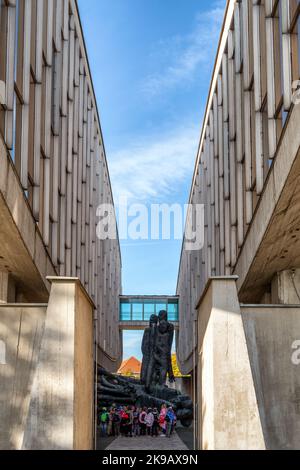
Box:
141;310;175;390
98;309;193;427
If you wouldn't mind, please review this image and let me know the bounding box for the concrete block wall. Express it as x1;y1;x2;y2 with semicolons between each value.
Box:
196;276;300;450
242;305;300;449
0;278;94;450
197;277;264;450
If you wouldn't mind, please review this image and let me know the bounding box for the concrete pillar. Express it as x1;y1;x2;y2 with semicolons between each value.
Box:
0;272;16;303
0;273;9;303
0;304;47;449
271;270;300;304
196;276;265;450
0;81;5;105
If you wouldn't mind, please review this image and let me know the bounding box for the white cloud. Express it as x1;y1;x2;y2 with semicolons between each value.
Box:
108;2;226;206
109;121;200;204
141;2;225;98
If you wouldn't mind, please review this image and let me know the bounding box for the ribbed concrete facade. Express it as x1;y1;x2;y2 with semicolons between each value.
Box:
0;0;122;370
177;0;300;374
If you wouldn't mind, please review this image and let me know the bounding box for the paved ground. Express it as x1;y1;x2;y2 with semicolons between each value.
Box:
97;434;116;450
176;426;194;450
105;432;189;451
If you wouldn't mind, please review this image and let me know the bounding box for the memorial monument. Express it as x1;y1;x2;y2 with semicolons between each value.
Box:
141;311;175;389
98;311;193;427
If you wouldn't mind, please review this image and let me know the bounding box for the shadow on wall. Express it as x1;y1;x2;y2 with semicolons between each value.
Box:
242;306;300;450
0;339;5;364
0;301;73;450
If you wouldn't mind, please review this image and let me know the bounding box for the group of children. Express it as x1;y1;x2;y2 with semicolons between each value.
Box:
100;404;177;438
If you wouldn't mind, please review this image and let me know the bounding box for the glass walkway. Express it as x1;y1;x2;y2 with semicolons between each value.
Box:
119;295;179;330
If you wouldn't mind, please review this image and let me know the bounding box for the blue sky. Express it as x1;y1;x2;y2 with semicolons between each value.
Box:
78;0;226;360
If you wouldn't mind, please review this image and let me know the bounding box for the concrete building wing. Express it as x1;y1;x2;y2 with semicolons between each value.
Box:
0;0;122;371
177;0;300;449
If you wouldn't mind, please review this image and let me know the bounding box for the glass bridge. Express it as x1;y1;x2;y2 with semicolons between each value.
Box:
119;296;179;329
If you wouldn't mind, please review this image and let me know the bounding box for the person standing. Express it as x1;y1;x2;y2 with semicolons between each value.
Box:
100;408;109;437
159;403;167;435
127;406;134;437
165;407;175;438
139;407;147;436
145;408;154;436
113;407;121;436
133;407;140;436
172;410;177;435
152;408;159;437
120;407;130;437
107;408;114;436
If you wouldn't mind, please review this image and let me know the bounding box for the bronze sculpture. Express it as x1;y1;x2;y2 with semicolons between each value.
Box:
141;310;175;389
140;314;158;386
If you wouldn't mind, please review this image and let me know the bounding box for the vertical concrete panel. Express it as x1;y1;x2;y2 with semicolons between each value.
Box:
0;306;47;450
0;273;9;303
201;316;215;449
74;284;94;450
22;278;94;450
242;306;300;449
197;278;265;449
23;281;76;449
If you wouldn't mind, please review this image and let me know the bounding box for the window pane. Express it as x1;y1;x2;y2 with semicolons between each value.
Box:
144;303;155;321
120;303;131;321
132;303;143;321
168;303;178;321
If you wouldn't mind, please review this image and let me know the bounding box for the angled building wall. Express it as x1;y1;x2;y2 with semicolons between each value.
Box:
0;0;122;370
177;0;300;374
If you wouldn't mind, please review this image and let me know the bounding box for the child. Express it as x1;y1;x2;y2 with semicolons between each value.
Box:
152;408;159;437
113;407;121;436
127;406;134;437
107;408;114;436
100;408;109;436
159;403;167;435
145;408;154;436
120;407;130;436
133;407;140;437
166;407;175;438
139;407;147;436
